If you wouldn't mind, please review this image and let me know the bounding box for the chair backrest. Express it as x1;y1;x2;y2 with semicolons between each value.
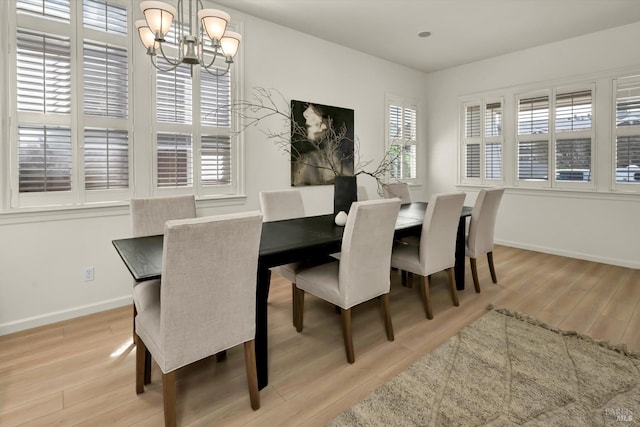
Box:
357;186;369;201
338;198;402;307
382;182;412;204
419;192;466;275
159;212;263;372
467;188;505;258
130;195;196;237
259;189;305;222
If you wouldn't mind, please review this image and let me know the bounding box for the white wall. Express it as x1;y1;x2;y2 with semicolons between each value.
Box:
0;9;428;334
425;22;640;269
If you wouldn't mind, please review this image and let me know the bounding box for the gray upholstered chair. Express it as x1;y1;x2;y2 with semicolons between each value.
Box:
134;212;263;426
357;185;369;201
382;182;412;204
129;194;196;318
129;195;197;383
259;189;332;328
466;187;505;293
390;192;465;319
293;198;402;363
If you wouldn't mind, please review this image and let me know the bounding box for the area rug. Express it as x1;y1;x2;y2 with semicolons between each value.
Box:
330;307;639;426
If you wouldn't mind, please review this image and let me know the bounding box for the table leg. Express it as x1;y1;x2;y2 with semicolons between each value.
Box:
256;264;271;390
455;217;466;290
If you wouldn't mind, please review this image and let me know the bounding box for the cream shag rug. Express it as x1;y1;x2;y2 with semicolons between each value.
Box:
330;307;639;426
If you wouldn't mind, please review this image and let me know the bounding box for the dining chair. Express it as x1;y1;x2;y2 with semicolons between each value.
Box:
390;192;465;319
357;185;369;201
382;182;412;204
259;189;333;328
293;198;402;363
134;212;263;427
466;187;505;293
129;195;197;383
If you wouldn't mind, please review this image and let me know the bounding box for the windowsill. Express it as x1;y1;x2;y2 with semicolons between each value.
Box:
456;183;640;202
0;193;248;226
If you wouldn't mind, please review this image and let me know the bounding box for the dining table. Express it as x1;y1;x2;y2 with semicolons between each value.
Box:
112;202;472;390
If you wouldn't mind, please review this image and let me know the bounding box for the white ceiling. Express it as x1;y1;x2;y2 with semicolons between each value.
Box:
214;0;640;73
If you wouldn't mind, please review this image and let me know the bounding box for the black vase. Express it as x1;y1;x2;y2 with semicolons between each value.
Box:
333;175;358;214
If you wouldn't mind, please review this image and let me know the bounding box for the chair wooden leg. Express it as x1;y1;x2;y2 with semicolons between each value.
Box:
420;276;434;319
291;282;298;327
380;293;394;341
488;251;498;283
243;340;260;410
144;348;152;385
341;308;355;363
132;304;137;343
294;287;304;332
470;257;481;293
162;371;177;427
447;268;459;306
135;334;146;394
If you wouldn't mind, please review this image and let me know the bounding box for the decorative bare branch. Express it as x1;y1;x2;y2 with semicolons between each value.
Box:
230;87;400;185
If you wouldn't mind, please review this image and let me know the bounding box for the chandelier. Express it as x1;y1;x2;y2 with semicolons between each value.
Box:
135;0;241;76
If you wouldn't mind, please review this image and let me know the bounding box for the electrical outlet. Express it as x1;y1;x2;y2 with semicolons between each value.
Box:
83;266;95;282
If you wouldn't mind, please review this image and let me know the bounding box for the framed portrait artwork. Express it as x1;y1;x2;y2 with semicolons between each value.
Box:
290;100;354;186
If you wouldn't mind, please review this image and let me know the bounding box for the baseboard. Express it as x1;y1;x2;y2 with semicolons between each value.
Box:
0;296;132;337
495;239;640;270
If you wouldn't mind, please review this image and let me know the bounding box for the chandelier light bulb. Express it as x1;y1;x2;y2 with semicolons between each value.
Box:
220;31;242;59
140;1;176;40
135;20;158;50
198;9;230;41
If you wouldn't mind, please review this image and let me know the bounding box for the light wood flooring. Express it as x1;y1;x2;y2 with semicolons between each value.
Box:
1;245;639;426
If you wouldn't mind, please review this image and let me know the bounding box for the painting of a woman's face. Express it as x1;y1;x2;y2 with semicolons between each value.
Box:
303;104;327;141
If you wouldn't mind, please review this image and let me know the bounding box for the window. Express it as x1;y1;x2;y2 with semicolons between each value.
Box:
5;0;241;211
462;99;503;184
153;52;233;193
614;76;640;190
386;97;418;182
11;0;130;208
516;88;593;188
554;90;592;184
517;94;549;182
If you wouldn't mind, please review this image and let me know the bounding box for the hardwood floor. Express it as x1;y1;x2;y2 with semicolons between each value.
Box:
1;245;639;426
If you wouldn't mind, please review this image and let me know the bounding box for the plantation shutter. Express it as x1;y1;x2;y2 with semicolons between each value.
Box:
157;64;192;124
82;0;127;35
17;0;70;20
157;133;193;187
484;102;502;180
464;104;481;179
201;135;231;185
18;125;72;192
388;104;417;180
16;30;71;114
615;80;640;183
201;69;231;127
84;129;128;189
554;90;592;182
518;96;549;180
83;41;128;118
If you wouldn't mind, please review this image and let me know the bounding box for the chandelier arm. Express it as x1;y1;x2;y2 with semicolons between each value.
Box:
150;52;182;73
202;59;231;77
156;42;183;67
200;48;222;69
